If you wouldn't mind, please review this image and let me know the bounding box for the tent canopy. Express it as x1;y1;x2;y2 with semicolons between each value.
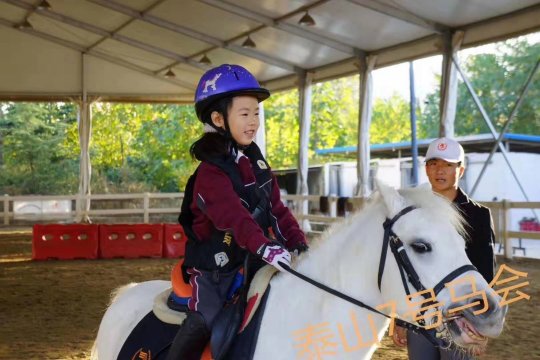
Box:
1;0;539;103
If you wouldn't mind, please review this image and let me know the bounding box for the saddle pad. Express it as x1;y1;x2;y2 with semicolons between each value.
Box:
241;265;277;332
117;311;179;360
153;288;187;325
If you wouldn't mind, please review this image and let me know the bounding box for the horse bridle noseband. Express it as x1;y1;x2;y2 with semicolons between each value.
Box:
281;205;477;347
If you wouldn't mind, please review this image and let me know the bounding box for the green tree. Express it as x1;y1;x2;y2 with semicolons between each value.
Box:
420;38;540;137
131;104;199;192
0;102;79;195
265;76;361;168
311;76;359;163
89;103;199;193
370;93;412;144
265;88;300;169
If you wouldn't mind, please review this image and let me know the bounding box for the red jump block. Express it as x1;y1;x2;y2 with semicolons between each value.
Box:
163;224;187;258
99;224;163;259
32;224;99;260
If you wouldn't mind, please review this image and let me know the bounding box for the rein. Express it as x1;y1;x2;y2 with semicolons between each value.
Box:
280;262;443;346
280;205;477;348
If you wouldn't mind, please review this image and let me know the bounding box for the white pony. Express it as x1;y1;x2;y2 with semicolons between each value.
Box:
93;183;507;360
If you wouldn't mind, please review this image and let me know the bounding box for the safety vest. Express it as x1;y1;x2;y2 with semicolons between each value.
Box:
179;142;285;276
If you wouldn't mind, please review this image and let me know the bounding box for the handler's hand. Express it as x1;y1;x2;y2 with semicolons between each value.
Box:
392;325;408;347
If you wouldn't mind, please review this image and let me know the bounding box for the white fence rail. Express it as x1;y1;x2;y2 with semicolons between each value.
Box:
2;193;184;225
1;194;538;259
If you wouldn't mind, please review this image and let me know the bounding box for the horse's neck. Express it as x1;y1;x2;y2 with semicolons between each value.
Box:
254;206;389;359
294;206;385;305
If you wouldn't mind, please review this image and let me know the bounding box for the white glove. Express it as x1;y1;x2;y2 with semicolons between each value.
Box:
257;242;291;272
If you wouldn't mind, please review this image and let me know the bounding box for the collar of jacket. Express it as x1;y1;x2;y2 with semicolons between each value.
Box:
453;187;470;205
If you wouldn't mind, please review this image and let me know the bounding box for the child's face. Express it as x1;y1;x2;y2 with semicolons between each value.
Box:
214;95;260;146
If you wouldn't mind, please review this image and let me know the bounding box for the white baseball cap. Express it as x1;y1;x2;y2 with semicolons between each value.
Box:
425;137;465;164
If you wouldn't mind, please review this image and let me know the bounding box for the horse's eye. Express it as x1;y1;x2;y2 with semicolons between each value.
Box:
411;241;432;253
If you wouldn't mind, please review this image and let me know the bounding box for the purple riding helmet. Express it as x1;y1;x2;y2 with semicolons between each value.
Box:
194;64;270;121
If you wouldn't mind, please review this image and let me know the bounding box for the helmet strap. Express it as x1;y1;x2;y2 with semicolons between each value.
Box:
222;113;250;151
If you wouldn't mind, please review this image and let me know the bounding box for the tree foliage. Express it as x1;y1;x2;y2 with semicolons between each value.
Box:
265;76;360;168
89;103;199;193
371;93;413;144
0;102;79;195
420;39;540;137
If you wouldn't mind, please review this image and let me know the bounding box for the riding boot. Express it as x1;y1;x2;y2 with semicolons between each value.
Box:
166;311;210;360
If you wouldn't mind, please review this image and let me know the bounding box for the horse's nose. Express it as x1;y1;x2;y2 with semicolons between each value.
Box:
465;295;499;318
464;293;508;337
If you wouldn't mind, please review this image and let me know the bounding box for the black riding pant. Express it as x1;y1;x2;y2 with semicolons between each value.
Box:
186;266;241;328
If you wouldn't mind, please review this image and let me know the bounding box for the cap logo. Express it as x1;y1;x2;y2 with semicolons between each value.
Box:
203;73;222;93
437;143;447;151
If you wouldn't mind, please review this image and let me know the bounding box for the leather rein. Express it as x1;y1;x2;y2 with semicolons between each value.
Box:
281;205;476;347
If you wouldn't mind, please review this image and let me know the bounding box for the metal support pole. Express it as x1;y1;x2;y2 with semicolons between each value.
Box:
355;54;376;197
452;55;534;213
470;59;539;199
77;54;93;223
296;70;313;231
439;31;463;137
409;61;418;186
256;102;266;158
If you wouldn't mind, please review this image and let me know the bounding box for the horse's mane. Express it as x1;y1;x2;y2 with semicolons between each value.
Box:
304;186;467;254
400;187;467;240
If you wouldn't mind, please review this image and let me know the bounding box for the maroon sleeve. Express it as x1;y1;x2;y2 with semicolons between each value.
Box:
269;175;307;250
193;162;270;255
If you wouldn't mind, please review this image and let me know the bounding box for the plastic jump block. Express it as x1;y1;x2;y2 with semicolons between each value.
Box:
32;224;99;260
163;224;187;258
98;224;163;259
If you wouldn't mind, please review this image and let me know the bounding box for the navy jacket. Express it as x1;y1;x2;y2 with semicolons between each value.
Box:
454;188;496;282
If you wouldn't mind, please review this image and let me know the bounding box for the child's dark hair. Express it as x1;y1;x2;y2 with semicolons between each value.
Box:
190;97;233;161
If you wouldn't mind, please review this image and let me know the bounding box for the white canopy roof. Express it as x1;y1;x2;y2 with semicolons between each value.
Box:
1;0;539;103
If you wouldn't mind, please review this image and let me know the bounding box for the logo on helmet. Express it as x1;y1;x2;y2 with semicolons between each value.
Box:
203;73;222;93
437;143;447;151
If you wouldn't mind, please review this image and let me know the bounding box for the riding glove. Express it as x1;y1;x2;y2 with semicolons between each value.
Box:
257;242;291;272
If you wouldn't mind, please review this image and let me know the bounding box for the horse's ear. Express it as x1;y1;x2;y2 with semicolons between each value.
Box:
375;179;407;217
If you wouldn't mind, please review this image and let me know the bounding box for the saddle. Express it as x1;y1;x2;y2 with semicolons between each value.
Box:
154;260;277;329
150;260;277;359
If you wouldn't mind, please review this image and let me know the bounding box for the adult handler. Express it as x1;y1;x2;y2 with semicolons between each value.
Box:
393;137;496;360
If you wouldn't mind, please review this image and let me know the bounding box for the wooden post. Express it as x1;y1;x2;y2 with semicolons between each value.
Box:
491;203;502;253
329;196;337;218
3;194;9;225
143;193;150;223
502;199;512;260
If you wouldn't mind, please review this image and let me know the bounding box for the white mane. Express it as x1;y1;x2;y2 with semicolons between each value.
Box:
299;185;465;260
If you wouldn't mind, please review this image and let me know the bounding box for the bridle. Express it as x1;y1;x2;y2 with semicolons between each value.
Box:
281;205;477;347
378;206;476;300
